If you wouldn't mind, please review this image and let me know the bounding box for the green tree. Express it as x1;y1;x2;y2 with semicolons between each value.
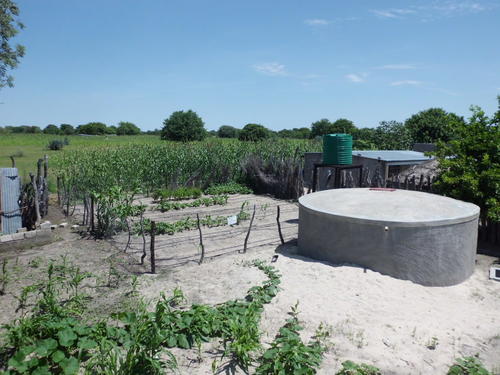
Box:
161;110;206;141
310;119;333;138
105;125;117;134
77;122;108;135
372;121;412;150
405;108;464;143
0;0;25;89
238;123;270;141
331;118;357;134
353;127;376;149
60;123;75;135
217;125;240;138
278;127;311;139
43;124;60;135
434;99;500;222
116;121;141;135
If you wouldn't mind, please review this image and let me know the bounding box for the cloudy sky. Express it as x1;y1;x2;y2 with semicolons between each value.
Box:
2;0;499;130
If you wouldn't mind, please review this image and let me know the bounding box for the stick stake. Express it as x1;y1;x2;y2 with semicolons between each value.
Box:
197;214;205;264
276;205;285;245
150;221;156;274
243;204;256;253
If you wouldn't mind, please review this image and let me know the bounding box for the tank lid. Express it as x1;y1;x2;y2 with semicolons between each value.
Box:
299;188;480;225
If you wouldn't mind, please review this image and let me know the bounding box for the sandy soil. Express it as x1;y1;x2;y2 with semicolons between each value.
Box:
1;194;499;374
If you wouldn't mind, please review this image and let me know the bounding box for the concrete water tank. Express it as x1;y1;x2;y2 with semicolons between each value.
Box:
298;188;480;286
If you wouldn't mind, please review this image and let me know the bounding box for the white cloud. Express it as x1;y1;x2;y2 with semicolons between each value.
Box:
253;62;287;76
372;1;492;21
346;74;365;83
376;64;417;70
371;8;416;18
304;19;329;26
390;80;423;86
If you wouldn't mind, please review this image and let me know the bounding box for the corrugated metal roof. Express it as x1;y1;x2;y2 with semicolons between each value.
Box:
1;168;22;234
352;150;434;162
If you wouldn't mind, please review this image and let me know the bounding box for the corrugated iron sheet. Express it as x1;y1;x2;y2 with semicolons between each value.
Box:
1;168;22;234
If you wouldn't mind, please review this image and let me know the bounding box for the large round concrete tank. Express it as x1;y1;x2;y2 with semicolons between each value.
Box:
298;188;480;286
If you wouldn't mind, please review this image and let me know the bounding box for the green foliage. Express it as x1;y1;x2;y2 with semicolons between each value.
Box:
0;259;281;374
277;127;311;139
255;303;328;375
335;361;382;375
161;110;206;142
76;122;109;135
239;124;270;141
137;214;231;235
310;118;357;138
217;125;240;138
434;100;500;221
372;121;412;150
155;195;228;212
47;139;64;151
405;108;464;143
447;357;492;375
59;124;75;135
0;0;25;89
53;138;320;198
116;122;141;136
204;182;253;195
151;187;202;201
91;186;145;238
43;125;60;135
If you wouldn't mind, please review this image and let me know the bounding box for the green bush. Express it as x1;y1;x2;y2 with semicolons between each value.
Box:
47;139;64;150
447;357;492;375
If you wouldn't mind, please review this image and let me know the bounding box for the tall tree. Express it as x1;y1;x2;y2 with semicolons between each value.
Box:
405;108;464;143
161;110;206;141
116;121;141;135
238;123;270;141
0;0;25;88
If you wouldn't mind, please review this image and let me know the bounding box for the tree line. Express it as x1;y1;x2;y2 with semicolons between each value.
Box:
159;107;466;150
0;121;143;136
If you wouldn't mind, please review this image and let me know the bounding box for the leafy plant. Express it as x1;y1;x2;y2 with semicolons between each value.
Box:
204;182;253;195
154;195;228;212
47;139;64;151
335;361;382;375
447;356;492;375
255;303;328;375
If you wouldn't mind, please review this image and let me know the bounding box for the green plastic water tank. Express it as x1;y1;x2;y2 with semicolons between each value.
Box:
323;134;352;164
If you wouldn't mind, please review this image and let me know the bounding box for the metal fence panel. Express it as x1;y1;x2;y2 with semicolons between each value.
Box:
0;168;22;234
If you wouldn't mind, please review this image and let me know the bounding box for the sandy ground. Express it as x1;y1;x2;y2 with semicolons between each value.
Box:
1;194;499;374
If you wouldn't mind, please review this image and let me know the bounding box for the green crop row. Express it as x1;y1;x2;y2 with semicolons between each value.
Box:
154;195;229;212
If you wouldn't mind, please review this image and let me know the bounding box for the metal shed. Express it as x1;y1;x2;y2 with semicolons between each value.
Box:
0;168;22;234
352;150;434;181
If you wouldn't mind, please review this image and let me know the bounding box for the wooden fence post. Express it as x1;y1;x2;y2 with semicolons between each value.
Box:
243;204;256;253
90;196;95;231
30;173;41;228
150;221;156;274
197;214;205;264
10;156;15;168
276;205;284;245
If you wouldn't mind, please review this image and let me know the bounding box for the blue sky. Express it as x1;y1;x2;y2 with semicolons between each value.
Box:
1;0;499;131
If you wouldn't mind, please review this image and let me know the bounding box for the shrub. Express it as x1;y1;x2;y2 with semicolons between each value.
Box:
77;122;108;135
161;110;206;141
43;124;60;135
47;139;64;151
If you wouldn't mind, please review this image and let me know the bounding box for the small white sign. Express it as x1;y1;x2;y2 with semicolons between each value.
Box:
489;266;500;281
227;215;238;226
